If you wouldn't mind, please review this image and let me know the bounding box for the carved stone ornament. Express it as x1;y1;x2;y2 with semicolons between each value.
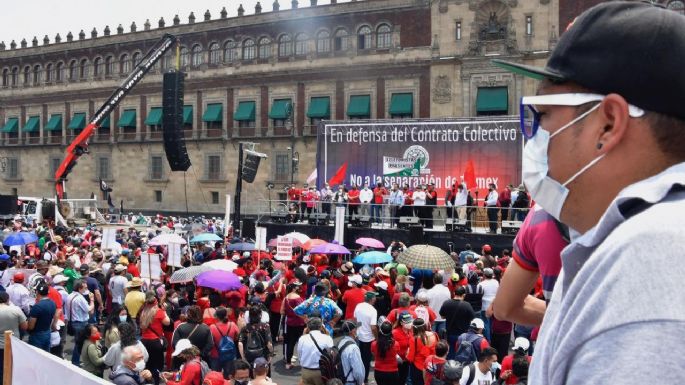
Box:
438;0;448;13
433;75;452;104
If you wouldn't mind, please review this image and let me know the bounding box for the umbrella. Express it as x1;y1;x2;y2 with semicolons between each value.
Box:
283;232;310;244
190;233;222;243
169;265;213;284
355;237;385;249
227;242;255;252
310;243;351;255
303;239;327;251
202;259;238;272
196;270;242;291
397;244;455;270
2;232;38;246
353;251;393;265
149;233;187;246
267;238;303;248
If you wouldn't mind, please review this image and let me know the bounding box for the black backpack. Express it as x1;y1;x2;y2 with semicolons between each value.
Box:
310;335;355;384
243;326;266;363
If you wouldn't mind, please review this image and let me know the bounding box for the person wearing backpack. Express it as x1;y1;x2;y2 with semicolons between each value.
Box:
237;306;273;371
162;339;210;385
424;340;450;385
338;320;365;385
296;317;334;385
209;307;239;378
453;319;490;365
463;272;484;315
458;347;498;385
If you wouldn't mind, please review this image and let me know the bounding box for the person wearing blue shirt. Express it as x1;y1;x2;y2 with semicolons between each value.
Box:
27;281;56;352
388;183;404;227
293;283;342;336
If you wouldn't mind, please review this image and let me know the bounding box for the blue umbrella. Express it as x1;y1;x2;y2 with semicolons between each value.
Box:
227;242;255;251
3;232;38;247
190;233;223;243
353;251;393;265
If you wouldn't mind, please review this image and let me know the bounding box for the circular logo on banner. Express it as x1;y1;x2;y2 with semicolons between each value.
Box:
404;145;430;169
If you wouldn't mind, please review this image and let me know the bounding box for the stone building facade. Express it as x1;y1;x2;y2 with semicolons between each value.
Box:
0;0;626;215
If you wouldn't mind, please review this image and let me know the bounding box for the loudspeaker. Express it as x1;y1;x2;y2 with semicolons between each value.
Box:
162;71;191;172
242;218;256;240
409;225;424;245
501;220;522;235
0;195;18;215
398;216;419;229
271;212;287;223
308;213;328;225
242;150;262;183
446;218;467;232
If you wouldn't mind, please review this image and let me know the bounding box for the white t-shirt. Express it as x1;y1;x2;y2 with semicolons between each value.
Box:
359;189;373;203
459;363;495;385
426;284;452;321
412;191;427;206
354;302;377;343
479;279;500;311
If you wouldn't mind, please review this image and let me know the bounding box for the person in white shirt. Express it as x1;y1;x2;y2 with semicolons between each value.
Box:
6;272;31;316
108;265;129;313
459;346;498;385
359;184;373;217
412;185;427;225
425;273;452;335
354;291;378;384
388;183;404;227
296;317;334;385
454;183;469;220
320;183;334;215
485;183;499;234
479;268;499;341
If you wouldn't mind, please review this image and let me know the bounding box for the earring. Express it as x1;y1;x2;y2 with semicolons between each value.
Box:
596;143;603;150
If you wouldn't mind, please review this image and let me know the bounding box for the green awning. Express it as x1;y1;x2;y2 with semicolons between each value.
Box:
1;118;18;133
268;99;292;119
118;109;137;127
183;106;193;125
307;97;330;118
234;101;256;121
347;95;371;117
144;107;163;126
67;113;86;130
100;115;110;129
389;93;413;115
202;103;223;122
45;114;62;131
476;87;508;113
22;116;40;132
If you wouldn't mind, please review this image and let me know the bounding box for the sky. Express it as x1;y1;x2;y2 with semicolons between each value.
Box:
0;0;342;44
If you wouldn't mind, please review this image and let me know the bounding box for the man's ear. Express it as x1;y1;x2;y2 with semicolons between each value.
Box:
595;94;632;154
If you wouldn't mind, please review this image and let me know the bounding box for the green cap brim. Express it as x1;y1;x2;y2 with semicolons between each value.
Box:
491;59;565;82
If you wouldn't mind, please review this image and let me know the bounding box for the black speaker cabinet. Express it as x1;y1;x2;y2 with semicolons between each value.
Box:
162;71;191;172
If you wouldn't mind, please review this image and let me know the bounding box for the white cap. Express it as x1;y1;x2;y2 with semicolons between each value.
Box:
513;337;530;352
416;291;429;302
348;274;363;287
242;251;251;257
52;275;69;285
374;281;388;290
470;318;485;330
172;339;193;356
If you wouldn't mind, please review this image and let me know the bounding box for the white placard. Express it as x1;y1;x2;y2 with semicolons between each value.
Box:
334;206;345;244
275;236;293;261
255;226;267;251
167;243;183;267
224;194;232;237
101;227;117;250
140;252;163;284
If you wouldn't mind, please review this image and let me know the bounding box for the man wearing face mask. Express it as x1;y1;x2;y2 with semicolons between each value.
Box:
110;345;153;385
66;279;94;366
493;2;685;383
484;183;499;234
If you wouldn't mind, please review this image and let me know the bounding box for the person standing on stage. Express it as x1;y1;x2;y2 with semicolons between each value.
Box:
372;182;388;225
320;183;334;215
287;184;302;222
485;183;499;234
389;183;404;228
347;184;361;226
359;183;373;219
412;186;427;227
425;183;437;228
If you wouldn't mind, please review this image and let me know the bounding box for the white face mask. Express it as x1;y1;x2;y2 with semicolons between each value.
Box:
134;359;146;372
522;104;603;221
402;323;412;330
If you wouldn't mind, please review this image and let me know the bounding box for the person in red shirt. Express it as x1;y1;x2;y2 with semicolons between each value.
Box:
500;337;532;385
163;339;202;385
387;293;417;324
392;311;414;385
372;182;388;225
341;274;366;320
139;292;171;384
401;184;414;218
406;318;438;385
424;340;449;385
208;307;240;376
47;286;64;356
347;185;361;226
303;187;319;220
409;292;437;329
371;321;400;385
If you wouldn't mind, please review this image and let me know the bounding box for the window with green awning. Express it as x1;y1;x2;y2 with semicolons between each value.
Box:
45;114;63;131
202;103;223;122
100;115;110;129
1;118;18;133
23;116;41;132
234;101;256;121
118;109;137;127
389;93;414;116
307;97;330;119
476;87;509;114
68;113;86;130
347;95;371;117
144;107;163;126
183;106;193;125
269;99;292;119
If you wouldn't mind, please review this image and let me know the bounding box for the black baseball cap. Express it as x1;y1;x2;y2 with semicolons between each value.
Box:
493;1;685;120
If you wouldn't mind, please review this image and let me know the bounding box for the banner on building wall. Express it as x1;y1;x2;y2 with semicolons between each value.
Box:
316;119;523;201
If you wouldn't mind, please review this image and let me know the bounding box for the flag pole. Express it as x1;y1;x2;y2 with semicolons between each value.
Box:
3;331;12;385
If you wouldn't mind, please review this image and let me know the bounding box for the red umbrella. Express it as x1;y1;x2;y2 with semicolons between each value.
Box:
303;239;327;251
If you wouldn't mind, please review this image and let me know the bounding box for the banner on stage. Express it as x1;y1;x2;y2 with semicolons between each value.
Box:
317;119;523;200
275;236;293;260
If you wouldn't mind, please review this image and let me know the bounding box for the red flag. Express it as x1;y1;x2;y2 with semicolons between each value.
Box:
328;162;348;186
464;160;477;190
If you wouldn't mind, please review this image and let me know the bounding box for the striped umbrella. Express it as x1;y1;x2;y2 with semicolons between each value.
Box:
397;244;455;270
169;265;212;283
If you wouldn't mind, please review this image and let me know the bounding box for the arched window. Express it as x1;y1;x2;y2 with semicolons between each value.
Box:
120;54;130;73
55;62;64;82
357;25;372;50
295;33;308;56
316;30;330;53
334;28;349;51
209;43;221;64
132;52;141;66
278;35;292;57
224;41;237;63
242;39;256;60
69;60;78;80
180;47;189;67
191;45;203;67
668;0;685;14
45;63;53;82
93;57;102;77
11;67;18;86
258;37;272;59
376;24;392;48
80;59;89;79
1;69;8;87
23;66;31;85
33;65;42;85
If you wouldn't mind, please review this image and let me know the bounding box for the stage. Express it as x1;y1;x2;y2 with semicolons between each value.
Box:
257;220;516;254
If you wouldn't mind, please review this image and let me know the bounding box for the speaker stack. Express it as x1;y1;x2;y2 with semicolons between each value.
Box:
162;71;191;172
